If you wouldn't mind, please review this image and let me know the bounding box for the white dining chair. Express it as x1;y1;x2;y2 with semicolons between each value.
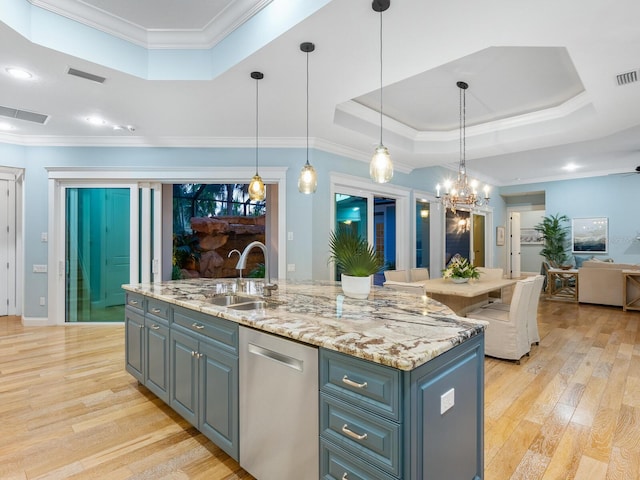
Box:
479;275;544;346
466;279;534;364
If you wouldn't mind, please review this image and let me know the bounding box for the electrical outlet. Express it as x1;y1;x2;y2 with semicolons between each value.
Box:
41;232;48;242
440;388;455;415
287;264;296;272
287;231;294;241
33;264;47;273
39;297;46;306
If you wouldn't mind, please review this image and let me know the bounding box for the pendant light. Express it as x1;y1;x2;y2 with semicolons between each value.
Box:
298;41;318;194
248;71;266;201
370;0;393;184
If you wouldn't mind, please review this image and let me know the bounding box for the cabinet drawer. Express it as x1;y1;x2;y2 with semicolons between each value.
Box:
320;393;400;477
321;438;397;480
146;298;171;323
320;349;401;421
126;293;144;314
173;306;238;354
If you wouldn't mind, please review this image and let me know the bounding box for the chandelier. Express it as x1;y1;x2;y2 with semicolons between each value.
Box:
436;81;489;213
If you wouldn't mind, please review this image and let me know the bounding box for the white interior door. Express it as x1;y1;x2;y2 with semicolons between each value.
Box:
0;179;8;315
510;212;521;278
0;178;16;316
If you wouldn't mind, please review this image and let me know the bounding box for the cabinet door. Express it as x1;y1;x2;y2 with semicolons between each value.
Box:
411;335;484;480
145;318;170;403
199;341;239;461
170;328;199;427
125;308;145;383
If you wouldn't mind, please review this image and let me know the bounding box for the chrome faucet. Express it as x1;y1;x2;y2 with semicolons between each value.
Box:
235;241;278;296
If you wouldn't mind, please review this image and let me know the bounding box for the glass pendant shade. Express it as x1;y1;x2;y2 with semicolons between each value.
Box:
298;162;317;194
370;144;393;183
248;173;265;201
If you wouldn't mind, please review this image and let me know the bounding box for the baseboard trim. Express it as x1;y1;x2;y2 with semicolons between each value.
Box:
22;316;54;326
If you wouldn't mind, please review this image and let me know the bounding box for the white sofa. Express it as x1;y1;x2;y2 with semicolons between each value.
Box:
578;260;640;307
383;268;429;294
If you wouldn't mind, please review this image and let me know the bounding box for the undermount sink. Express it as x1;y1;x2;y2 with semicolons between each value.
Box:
208;294;273;311
228;301;267;311
208;294;256;307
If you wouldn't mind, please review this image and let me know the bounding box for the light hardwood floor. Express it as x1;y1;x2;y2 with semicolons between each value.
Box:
1;298;639;479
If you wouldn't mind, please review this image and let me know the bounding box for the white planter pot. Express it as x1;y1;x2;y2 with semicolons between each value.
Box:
451;277;469;284
341;274;372;299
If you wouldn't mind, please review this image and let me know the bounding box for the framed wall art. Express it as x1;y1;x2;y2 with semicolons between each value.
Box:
572;217;608;253
520;227;544;245
496;226;505;246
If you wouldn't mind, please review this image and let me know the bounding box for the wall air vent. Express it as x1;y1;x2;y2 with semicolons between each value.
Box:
0;105;49;124
67;67;106;84
616;70;638;86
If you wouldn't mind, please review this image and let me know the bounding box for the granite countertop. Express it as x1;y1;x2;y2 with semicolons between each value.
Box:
122;279;487;371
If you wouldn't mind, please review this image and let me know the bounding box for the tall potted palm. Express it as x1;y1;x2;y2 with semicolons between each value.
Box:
534;213;570;267
328;228;384;299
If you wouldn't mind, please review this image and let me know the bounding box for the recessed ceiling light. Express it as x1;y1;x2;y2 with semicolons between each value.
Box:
563;163;579;171
0;122;14;130
86;116;107;126
6;67;33;80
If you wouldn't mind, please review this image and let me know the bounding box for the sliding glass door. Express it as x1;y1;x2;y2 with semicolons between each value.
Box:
65;188;130;322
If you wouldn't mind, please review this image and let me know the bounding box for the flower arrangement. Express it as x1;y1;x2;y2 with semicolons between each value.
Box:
442;255;480;280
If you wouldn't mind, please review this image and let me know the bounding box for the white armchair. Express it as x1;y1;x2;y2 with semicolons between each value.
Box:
466;279;534;363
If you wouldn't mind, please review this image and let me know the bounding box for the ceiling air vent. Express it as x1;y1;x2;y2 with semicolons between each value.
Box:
67;67;106;84
0;105;49;124
616;70;638;86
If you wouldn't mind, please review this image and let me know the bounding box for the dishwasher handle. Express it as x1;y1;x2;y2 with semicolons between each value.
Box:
248;343;304;372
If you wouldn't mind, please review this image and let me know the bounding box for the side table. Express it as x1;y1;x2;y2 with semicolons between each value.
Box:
547;268;579;302
622;270;640;312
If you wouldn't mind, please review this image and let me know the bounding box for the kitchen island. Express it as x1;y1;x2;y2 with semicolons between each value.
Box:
123;279;486;480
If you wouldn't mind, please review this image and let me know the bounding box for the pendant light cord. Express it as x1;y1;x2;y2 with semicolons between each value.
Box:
460;84;466;174
379;9;383;145
306;49;310;165
255;77;259;175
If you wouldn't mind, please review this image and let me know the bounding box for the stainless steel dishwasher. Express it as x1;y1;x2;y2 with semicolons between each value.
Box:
239;326;319;480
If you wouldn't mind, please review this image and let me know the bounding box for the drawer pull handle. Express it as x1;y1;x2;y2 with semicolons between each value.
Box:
128;300;139;306
342;375;367;389
138;324;144;329
192;323;205;330
341;424;367;441
342;474;349;480
151;308;161;314
150;324;160;330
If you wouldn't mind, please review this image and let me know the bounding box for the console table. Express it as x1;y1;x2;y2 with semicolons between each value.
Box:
547;268;579;302
622;270;640;312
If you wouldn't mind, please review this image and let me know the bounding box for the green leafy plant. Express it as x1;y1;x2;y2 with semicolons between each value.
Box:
442;256;480;280
247;263;265;278
534;213;570;267
172;232;201;270
328;228;384;277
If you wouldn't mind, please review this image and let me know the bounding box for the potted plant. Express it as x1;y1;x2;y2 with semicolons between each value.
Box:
442;255;480;283
328;228;384;299
534;213;570;267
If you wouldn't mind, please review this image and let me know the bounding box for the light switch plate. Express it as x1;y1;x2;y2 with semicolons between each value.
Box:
440;388;455;415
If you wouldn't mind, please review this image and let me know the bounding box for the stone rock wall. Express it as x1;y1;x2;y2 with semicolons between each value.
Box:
184;215;265;279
